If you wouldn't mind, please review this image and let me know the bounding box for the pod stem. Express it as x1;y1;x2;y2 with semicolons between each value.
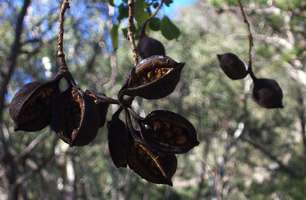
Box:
127;0;140;65
140;0;165;38
237;0;257;81
57;0;70;72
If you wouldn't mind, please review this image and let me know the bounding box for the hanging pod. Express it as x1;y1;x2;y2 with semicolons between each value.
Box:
252;78;284;109
127;141;177;186
137;36;166;59
9;75;61;131
85;90;109;128
140;110;199;154
121;55;184;99
107;110;130;168
137;20;165;59
50;81;100;146
217;53;248;80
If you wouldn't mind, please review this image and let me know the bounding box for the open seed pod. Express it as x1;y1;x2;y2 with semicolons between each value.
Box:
252;78;284;109
122;55;184;99
85;90;109;127
51;85;100;146
9;76;61;131
217;53;248;80
107;110;130;168
128;141;177;186
140;110;199;154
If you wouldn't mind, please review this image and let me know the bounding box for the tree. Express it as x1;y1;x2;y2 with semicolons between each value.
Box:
0;0;305;199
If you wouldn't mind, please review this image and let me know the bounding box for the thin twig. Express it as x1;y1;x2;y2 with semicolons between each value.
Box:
140;0;165;37
127;0;139;65
237;0;256;80
57;0;70;71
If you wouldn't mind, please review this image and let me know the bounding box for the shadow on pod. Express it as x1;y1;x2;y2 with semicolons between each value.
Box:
121;56;184;99
127;141;177;186
252;78;284;109
217;53;248;80
9;75;61;131
140;110;199;154
107;110;130;168
51;82;100;146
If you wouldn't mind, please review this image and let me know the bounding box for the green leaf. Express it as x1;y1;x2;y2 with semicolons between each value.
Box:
135;0;149;25
118;4;128;21
110;24;119;51
160;16;180;40
108;0;114;6
149;17;161;31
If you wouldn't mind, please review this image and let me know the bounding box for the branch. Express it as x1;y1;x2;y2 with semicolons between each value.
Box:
57;0;70;71
0;0;31;123
240;136;300;178
237;0;256;80
127;0;139;65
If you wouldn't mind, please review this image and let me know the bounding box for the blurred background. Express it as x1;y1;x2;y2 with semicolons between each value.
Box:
0;0;305;199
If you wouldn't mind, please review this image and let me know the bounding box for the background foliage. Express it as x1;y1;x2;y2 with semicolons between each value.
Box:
0;0;305;199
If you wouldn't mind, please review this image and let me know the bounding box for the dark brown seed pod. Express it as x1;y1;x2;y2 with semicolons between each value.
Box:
85;90;109;127
137;19;166;60
9;78;60;131
128;141;177;186
141;110;199;154
51;86;100;146
122;55;184;99
137;36;166;59
252;78;284;109
107;111;130;168
217;53;248;80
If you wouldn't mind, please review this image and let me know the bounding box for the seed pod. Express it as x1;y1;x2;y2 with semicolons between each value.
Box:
85;90;109;127
51;86;100;146
137;20;166;60
252;78;284;109
128;141;177;186
217;53;248;80
141;110;199;154
107;111;129;168
122;55;184;99
9;78;60;131
137;36;166;59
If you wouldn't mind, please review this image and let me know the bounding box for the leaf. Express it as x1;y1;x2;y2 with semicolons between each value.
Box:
135;0;149;25
118;4;128;21
110;24;119;51
149;17;161;31
108;0;114;6
160;16;180;40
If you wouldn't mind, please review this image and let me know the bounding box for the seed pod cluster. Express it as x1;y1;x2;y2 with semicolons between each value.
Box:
217;52;284;109
106;108;198;185
9;72;110;146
